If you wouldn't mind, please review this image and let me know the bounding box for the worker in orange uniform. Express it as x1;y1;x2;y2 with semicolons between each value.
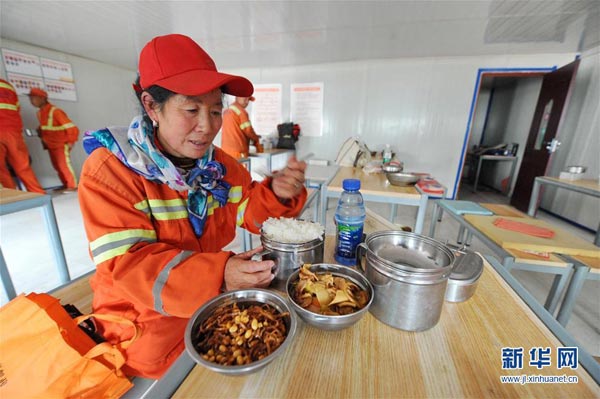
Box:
221;96;264;159
78;34;307;379
28;88;79;191
0;79;45;193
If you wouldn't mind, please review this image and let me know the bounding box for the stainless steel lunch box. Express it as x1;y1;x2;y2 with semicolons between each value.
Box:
444;252;483;303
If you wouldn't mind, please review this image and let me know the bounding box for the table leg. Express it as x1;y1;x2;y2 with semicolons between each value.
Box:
41;200;70;284
543;266;573;314
556;264;590;326
320;187;329;226
428;202;440;237
473;157;483;193
527;179;542;217
390;204;398;222
0;247;17;300
507;158;517;196
414;194;428;234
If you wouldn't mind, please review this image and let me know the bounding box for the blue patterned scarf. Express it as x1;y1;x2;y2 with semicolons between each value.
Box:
83;116;230;237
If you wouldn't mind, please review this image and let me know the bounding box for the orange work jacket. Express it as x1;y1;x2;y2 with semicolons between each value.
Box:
78;145;306;378
36;103;79;149
221;104;262;158
0;79;23;134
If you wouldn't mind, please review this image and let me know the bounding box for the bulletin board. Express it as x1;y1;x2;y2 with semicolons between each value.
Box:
2;48;78;101
290;82;324;137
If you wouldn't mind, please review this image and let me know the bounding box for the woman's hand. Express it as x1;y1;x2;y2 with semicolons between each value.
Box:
271;156;307;200
224;246;274;291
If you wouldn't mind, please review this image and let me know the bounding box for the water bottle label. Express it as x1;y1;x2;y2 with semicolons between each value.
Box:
335;223;364;259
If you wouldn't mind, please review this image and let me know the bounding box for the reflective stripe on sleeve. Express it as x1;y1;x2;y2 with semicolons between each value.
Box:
0;103;18;111
236;198;249;226
0;82;16;91
90;229;157;265
240;121;251;130
152;250;194;315
228;186;242;204
133;199;151;218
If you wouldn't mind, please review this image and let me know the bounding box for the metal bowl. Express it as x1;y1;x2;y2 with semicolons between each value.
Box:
286;263;374;331
184;289;296;375
386;172;419;186
566;165;587;174
382;163;403;173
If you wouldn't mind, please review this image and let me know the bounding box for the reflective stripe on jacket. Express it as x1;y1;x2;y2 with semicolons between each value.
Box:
79;146;306;378
0;79;23;132
36;103;79;148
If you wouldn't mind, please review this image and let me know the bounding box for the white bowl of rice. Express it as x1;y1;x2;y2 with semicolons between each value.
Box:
261;217;324;244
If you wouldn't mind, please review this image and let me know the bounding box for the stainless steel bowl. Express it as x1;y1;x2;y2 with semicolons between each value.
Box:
185;289;296;375
566;165;587;174
286;263;374;331
386;172;419;186
382;163;403;173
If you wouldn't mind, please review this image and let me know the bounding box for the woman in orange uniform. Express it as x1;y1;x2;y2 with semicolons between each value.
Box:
78;34;307;378
28;88;79;191
0;79;45;193
221;96;264;158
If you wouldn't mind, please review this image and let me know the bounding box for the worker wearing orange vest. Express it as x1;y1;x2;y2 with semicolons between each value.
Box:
0;79;45;193
221;96;264;159
28;88;79;190
79;34;307;378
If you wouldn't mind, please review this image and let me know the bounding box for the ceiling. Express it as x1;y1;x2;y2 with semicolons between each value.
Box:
1;1;598;71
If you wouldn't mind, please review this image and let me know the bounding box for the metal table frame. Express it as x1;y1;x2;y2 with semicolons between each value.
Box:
428;200;575;319
528;176;600;246
0;190;70;299
554;255;600;326
473;154;518;194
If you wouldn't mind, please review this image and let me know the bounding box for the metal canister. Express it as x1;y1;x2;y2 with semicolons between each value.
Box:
257;233;324;291
357;230;454;332
444;252;483;303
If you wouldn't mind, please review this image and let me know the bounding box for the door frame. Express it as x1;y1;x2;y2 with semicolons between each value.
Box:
452;67;556;199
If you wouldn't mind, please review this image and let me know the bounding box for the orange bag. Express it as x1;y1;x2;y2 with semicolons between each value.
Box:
0;293;138;399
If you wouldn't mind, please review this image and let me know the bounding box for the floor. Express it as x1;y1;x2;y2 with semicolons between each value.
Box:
1;182;598;358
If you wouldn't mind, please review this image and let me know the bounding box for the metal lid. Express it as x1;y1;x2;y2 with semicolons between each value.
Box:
448;252;483;285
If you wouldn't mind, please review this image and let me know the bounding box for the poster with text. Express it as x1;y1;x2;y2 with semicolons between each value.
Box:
290;82;323;137
2;48;42;77
41;57;74;82
252;84;282;136
44;78;77;101
7;72;45;95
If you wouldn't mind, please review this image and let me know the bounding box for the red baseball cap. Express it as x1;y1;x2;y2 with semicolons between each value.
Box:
28;87;48;98
138;34;253;97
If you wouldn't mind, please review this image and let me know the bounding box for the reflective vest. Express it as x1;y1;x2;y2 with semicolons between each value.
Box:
36;103;79;149
0;79;23;133
221;103;261;158
79;145;306;378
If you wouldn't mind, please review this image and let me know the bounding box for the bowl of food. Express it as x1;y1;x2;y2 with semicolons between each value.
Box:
286;263;373;331
185;289;296;375
385;172;420;186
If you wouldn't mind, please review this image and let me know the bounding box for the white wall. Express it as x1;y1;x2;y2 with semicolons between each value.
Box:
229;52;575;198
0;38;137;188
542;47;600;231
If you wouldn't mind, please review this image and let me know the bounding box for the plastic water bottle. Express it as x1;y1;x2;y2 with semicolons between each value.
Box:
383;144;392;164
334;179;366;266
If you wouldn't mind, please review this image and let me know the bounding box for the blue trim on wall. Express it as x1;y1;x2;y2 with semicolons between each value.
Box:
452;66;556;199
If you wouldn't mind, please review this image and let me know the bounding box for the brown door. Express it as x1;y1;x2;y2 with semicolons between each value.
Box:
510;59;580;211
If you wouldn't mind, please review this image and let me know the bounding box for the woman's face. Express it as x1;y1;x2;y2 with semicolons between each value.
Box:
150;89;223;159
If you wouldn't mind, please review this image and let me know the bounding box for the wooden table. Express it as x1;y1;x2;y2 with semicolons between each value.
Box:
320;166;427;234
0;188;70;299
428;201;599;324
170;240;599;398
528;176;600;246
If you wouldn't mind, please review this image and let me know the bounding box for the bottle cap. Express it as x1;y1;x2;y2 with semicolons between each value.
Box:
342;179;361;191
